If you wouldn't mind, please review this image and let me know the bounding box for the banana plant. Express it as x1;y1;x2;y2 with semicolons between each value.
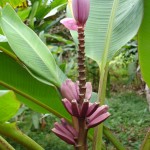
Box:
67;0;143;149
0;0;146;149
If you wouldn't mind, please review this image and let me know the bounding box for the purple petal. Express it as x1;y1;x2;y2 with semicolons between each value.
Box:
87;105;109;122
86;102;99;117
66;79;79;100
60;18;78;30
87;112;110;128
60;118;78;137
52;128;75;145
80;99;89;117
72;0;90;25
54;122;74;139
71;99;80;117
62;98;73;115
85;82;92;100
60;79;79;101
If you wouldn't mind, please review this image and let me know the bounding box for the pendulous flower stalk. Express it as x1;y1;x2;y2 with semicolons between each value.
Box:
52;1;110;150
77;26;86;103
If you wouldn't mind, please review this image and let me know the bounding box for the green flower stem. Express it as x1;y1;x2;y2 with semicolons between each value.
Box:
0;47;19;62
92;64;109;150
103;126;126;150
0;135;15;150
0;123;44;150
140;128;150;150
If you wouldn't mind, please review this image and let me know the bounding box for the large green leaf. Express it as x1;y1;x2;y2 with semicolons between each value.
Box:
0;4;61;87
0;90;20;123
70;0;143;65
138;0;150;87
0;52;70;120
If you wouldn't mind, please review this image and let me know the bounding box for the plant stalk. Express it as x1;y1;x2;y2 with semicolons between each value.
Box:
77;26;86;104
103;126;126;150
76;119;88;150
75;26;87;150
140;128;150;150
92;64;109;150
0;123;44;150
0;136;15;150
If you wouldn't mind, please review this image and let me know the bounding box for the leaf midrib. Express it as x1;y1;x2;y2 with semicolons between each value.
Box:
0;81;66;121
100;0;119;68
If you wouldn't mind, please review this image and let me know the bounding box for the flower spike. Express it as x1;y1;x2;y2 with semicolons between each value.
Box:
72;0;90;26
60;0;90;30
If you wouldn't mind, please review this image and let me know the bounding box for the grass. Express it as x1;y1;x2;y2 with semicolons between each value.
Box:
6;92;150;150
105;92;150;150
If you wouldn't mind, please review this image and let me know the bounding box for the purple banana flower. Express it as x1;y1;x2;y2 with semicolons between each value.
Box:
61;79;79;101
87;112;110;128
61;97;110;125
86;105;110;128
60;0;90;30
52;119;77;145
60;79;92;102
72;0;90;26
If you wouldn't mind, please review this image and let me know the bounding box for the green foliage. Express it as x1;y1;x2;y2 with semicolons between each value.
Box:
9;112;72;150
26;0;67;32
105;92;150;150
32;0;66;20
0;1;148;150
0;90;20;123
0;0;26;8
138;0;150;87
69;0;143;65
109;40;138;85
0;4;62;87
0;53;69;118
